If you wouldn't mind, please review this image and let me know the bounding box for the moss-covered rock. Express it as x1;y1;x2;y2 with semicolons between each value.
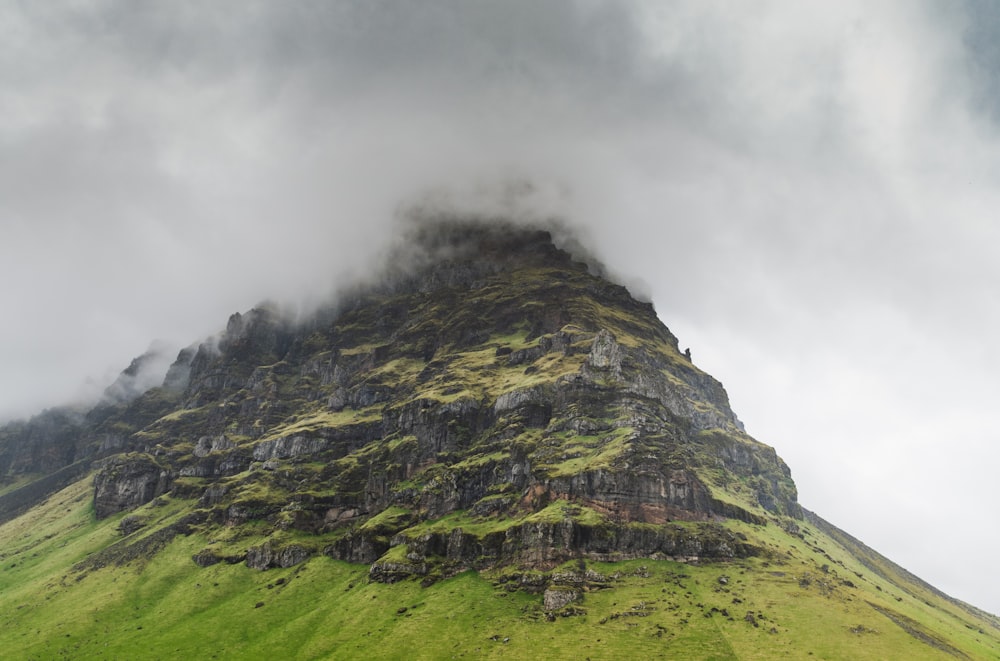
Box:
0;220;800;571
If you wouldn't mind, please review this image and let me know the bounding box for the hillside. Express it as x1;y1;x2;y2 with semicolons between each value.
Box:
1;221;998;659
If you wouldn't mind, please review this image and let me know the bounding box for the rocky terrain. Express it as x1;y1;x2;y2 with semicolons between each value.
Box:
0;221;997;659
2;222;798;576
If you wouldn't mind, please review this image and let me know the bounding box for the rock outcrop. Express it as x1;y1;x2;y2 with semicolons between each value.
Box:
0;220;800;577
93;454;170;519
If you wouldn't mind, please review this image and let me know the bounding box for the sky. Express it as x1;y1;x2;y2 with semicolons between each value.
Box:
1;0;999;615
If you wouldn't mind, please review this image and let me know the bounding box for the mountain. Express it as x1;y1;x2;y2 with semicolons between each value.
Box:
0;221;997;659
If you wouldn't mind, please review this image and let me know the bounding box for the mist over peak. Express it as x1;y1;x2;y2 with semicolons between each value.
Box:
2;1;1000;614
99;340;177;406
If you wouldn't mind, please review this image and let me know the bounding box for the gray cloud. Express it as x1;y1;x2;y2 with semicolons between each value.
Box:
1;0;998;614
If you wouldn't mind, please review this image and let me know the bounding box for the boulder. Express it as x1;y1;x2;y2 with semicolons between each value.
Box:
544;587;581;611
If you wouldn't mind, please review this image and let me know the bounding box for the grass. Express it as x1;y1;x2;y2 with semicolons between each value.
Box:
360;506;414;533
257;405;382;443
0;474;40;497
400;340;589;406
538;428;634;477
149;405;208;426
1;479;999;659
392;499;605;540
451;451;509;470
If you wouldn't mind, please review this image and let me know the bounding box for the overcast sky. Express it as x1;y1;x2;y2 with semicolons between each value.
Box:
2;0;999;615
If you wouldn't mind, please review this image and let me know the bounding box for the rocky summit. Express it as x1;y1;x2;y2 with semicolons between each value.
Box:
27;222;796;571
0;221;998;660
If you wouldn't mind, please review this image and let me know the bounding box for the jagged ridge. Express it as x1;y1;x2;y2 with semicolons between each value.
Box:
2;223;799;577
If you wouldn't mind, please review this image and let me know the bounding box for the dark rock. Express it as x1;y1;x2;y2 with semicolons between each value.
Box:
198;484;228;507
192;549;221;567
163;346;196;392
193;435;234;458
246;542;312;570
324;532;388;565
93;454;171;519
369;557;428;583
118;515;146;536
1;220;804;575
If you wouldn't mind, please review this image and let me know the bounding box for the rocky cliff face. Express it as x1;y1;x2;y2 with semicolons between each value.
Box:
0;221;799;577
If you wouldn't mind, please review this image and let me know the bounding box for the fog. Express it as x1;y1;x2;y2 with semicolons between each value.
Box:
1;1;998;614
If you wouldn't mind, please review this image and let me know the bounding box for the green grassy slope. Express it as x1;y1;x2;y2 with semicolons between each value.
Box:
2;477;997;660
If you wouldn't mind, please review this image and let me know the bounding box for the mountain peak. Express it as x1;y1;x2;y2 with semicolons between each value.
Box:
86;219;794;543
1;219;997;658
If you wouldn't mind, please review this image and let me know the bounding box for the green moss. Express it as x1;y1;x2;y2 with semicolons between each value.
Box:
489;327;533;350
519;499;606;526
376;543;412;563
150;405;208;425
256;405;382;443
370;357;425;382
451;451;508;470
360;506;414;533
538;427;634;477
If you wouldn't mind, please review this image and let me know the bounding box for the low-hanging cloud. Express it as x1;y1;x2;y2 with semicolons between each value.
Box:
1;0;999;614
